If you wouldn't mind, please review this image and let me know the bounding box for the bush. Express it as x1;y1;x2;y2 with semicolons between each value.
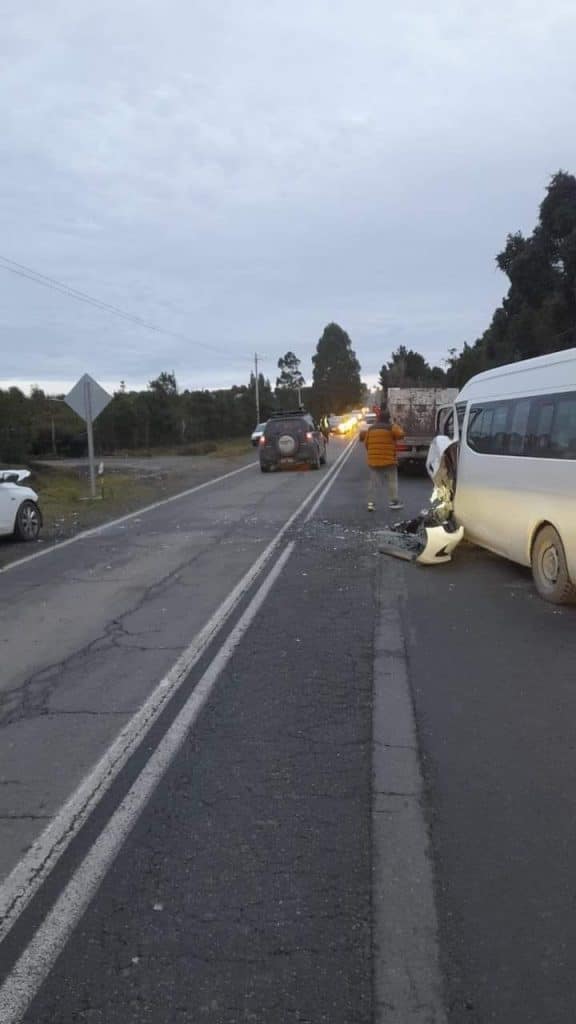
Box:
177;442;218;456
0;437;29;463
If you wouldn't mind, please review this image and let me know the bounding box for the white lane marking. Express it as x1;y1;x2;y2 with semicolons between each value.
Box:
0;541;295;1024
304;437;358;522
0;461;257;574
0;437;354;943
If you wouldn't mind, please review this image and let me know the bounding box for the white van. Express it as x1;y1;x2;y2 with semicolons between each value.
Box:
436;348;576;604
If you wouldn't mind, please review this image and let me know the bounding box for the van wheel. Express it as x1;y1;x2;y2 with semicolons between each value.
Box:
260;465;270;473
531;525;576;604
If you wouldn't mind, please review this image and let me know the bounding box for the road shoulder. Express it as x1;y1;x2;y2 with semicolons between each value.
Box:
372;556;447;1023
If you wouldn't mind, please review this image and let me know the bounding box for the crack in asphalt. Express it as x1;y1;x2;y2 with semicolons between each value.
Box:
0;510;261;729
0;512;376;734
0;814;51;821
0;509;368;733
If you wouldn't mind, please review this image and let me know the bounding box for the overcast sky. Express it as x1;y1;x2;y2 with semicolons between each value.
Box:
2;0;576;395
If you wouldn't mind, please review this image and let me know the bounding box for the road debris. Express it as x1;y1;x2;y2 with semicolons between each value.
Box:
378;436;464;565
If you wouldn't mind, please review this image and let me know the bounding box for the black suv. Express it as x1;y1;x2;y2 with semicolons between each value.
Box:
259;411;328;472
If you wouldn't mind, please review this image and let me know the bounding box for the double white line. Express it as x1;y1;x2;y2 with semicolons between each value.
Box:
0;437;357;1023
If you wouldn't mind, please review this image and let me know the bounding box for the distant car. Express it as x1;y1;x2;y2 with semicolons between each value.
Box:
251;421;268;447
329;414;356;436
259;411;327;472
358;412;377;441
0;469;42;541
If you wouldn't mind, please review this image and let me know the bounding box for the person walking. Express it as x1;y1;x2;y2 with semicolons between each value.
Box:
364;407;404;511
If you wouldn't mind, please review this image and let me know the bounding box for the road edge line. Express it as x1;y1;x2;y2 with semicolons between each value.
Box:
372;557;447;1023
0;438;354;942
0;460;257;574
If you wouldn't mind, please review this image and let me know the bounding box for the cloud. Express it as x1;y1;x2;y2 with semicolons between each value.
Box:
1;0;576;393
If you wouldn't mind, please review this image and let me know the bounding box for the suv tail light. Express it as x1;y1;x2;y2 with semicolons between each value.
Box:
305;431;314;441
259;435;266;446
396;443;409;451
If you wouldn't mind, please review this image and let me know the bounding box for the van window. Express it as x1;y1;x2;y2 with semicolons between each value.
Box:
468;392;576;457
467;405;494;453
550;395;576;459
491;404;509;453
529;401;555;456
508;400;531;455
436;405;457;437
467;401;512;454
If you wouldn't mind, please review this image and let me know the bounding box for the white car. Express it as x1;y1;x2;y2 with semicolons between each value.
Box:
0;470;42;541
358;412;377;440
251;421;268;446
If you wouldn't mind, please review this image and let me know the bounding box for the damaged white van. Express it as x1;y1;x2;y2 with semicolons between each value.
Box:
433;348;576;604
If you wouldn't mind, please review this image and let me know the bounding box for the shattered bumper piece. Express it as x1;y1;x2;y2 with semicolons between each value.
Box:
415;523;464;564
377;522;464;565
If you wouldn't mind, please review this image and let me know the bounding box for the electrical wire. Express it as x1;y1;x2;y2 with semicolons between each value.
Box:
0;254;253;364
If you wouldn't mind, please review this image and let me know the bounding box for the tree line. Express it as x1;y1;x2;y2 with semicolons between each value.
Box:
0;323;364;461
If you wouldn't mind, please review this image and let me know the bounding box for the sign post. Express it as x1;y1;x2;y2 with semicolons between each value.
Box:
65;374;112;499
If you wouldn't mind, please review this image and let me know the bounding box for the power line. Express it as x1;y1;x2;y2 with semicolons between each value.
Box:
0;254;252;364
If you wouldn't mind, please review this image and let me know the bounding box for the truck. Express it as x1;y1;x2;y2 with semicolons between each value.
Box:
384;387;458;467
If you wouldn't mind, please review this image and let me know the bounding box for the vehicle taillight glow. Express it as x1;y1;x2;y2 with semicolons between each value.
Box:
259;435;266;445
396;443;409;451
306;431;313;441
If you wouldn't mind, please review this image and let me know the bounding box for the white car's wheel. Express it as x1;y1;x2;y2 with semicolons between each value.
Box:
14;500;41;541
531;525;576;604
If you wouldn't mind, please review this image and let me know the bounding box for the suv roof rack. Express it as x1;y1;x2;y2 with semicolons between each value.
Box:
269;408;308;418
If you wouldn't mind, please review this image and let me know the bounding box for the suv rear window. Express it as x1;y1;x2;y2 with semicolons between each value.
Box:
265;416;313;435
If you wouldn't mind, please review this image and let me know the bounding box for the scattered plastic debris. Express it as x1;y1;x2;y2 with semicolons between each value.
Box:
378;437;464;566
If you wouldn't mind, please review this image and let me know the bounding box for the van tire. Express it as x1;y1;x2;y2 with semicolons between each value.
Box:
531;525;576;605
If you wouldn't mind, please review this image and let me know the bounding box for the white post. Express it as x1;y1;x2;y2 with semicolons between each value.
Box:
84;378;97;498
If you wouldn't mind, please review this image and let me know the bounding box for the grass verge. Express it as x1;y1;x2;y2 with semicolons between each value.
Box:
0;440;255;564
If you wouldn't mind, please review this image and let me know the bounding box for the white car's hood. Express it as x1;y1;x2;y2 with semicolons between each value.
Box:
0;469;31;484
0;469;38;502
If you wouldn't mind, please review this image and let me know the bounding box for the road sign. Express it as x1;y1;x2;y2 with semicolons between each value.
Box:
65;374;112;498
65;374;111;422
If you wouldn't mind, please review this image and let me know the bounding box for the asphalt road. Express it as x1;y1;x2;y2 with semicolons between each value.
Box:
1;439;576;1023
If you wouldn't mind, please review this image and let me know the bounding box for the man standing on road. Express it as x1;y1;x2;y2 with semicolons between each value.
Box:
364;407;404;512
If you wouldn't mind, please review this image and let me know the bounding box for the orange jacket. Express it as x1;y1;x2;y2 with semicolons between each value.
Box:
364;422;404;467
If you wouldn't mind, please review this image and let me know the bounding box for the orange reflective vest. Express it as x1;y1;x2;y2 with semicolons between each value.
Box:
364;422;404;467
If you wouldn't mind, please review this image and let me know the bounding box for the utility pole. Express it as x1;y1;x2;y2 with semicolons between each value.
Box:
254;352;260;424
